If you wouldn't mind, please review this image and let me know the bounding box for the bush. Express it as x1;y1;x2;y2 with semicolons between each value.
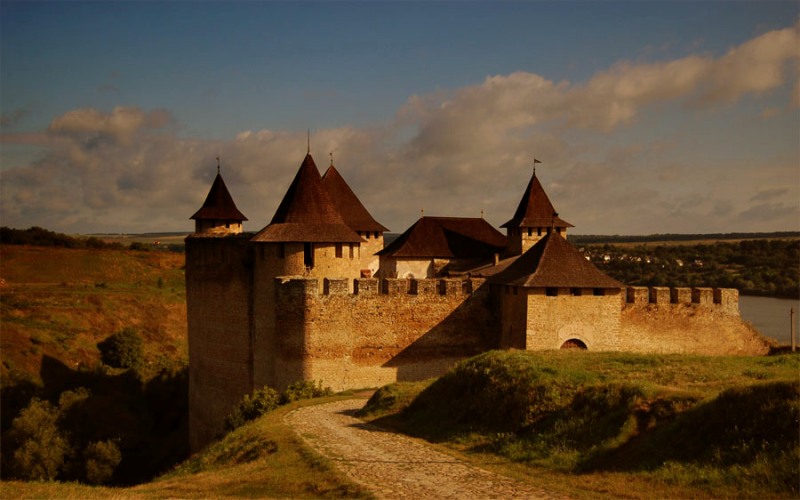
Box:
280;380;333;405
224;386;281;431
84;440;122;485
98;328;144;369
7;398;70;480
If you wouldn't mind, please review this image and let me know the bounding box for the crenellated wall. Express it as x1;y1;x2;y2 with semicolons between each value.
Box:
619;286;769;355
186;236;772;452
271;276;497;391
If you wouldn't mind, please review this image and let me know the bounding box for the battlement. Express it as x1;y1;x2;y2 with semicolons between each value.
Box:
275;276;487;297
624;286;739;314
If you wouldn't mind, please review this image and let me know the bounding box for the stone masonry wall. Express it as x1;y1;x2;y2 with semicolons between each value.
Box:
273;277;497;391
185;236;253;451
525;288;623;350
619;286;771;355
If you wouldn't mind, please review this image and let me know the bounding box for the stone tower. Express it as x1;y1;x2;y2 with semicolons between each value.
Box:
249;153;366;388
321;161;389;277
501;169;573;255
190;163;248;235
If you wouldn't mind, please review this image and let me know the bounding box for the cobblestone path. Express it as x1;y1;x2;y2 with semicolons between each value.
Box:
285;398;564;499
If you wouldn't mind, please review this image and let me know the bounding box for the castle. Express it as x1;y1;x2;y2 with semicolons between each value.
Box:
186;153;770;451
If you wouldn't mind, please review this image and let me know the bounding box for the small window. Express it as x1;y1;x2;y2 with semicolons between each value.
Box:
546;287;558;297
225;223;230;229
527;228;532;237
335;243;343;258
304;243;314;269
593;288;605;296
348;243;354;259
557;227;562;234
571;288;581;296
374;232;379;239
537;228;542;236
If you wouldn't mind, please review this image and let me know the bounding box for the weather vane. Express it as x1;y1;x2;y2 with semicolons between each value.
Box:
533;158;541;176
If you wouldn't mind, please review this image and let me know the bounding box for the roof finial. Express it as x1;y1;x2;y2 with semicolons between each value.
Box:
307;129;310;154
216;156;220;174
329;151;334;167
421;208;424;218
481;209;484;219
533;158;542;176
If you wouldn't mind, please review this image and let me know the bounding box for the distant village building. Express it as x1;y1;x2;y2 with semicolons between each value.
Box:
185;152;770;451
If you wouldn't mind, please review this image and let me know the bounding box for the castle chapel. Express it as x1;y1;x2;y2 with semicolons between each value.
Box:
186;153;769;450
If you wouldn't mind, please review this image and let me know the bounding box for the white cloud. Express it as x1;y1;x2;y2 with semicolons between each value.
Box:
2;23;798;235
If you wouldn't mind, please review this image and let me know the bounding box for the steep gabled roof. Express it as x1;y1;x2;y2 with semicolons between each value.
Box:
501;172;573;229
486;231;623;288
251;154;361;243
321;165;388;233
190;172;248;222
378;216;507;259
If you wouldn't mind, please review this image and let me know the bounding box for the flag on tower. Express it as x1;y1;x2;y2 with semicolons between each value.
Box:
534;158;542;164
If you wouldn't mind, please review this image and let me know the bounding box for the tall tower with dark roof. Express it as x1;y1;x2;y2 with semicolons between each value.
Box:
502;170;573;255
190;165;247;235
321;162;388;277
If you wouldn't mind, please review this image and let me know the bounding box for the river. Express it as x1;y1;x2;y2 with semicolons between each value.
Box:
738;295;799;345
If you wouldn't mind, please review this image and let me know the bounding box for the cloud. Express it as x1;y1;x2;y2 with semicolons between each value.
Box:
2;23;798;235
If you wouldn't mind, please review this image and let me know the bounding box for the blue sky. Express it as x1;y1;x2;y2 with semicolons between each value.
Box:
1;1;798;235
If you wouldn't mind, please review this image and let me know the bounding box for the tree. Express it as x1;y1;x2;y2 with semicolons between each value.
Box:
98;327;144;369
84;440;122;485
7;398;70;480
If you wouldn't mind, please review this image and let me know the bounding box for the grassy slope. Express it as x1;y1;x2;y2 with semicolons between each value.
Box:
360;350;800;499
1;245;187;383
0;396;372;499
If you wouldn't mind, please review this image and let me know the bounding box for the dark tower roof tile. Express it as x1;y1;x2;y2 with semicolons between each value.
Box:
487;231;623;288
321;165;388;233
501;172;573;229
251;154;361;243
190;172;248;222
378;216;507;258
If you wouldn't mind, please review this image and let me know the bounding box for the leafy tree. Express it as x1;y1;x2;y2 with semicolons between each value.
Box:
98;327;144;369
84;440;122;485
7;398;70;480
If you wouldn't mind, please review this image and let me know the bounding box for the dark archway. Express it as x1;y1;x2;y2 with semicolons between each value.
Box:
560;339;588;350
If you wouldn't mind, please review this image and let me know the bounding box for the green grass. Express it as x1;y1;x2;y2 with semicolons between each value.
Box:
360;350;800;498
0;396;372;499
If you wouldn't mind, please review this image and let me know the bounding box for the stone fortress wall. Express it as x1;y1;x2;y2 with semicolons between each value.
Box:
186;236;770;450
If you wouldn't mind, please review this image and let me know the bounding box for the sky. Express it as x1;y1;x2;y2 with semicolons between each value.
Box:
1;1;798;236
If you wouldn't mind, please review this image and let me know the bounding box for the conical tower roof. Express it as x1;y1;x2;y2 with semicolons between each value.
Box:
321;164;388;233
488;231;622;288
501;172;572;229
251;154;361;243
190;172;247;222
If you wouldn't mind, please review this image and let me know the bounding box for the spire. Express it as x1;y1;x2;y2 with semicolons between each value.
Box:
190;162;248;231
251;153;361;243
321;162;389;233
501;168;573;230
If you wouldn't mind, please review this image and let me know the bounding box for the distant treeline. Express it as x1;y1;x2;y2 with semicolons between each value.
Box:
587;239;800;299
0;227;174;252
571;232;800;244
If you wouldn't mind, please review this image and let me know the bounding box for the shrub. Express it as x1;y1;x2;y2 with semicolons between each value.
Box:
84;440;122;484
98;327;144;369
224;386;281;431
7;398;70;480
280;380;333;405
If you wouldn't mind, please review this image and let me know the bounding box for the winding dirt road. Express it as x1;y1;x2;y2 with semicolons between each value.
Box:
285;398;563;499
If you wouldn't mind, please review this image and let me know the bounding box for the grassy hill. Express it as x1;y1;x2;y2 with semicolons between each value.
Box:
360;350;800;498
1;245;187;382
